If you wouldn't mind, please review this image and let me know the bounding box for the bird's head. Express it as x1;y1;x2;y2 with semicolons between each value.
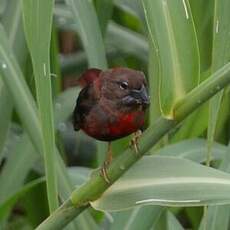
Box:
99;67;150;111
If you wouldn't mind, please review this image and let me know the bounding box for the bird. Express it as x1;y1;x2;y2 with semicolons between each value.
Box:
73;67;150;183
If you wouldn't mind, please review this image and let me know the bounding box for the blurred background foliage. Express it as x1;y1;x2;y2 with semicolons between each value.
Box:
0;0;230;229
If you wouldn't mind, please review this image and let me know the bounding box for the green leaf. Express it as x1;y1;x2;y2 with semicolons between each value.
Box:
0;0;6;16
205;1;230;227
68;167;92;186
95;0;114;36
54;6;148;62
22;0;58;212
166;211;184;230
0;81;11;156
0;178;45;221
0;24;97;230
0;24;41;150
200;143;230;230
91;156;230;211
1;0;27;67
111;206;164;230
50;25;62;96
155;138;227;163
114;0;144;21
171;103;208;142
207;0;230;163
0;0;27;158
189;0;214;73
148;43;161;126
0;133;38;222
54;87;80;127
142;0;200;116
65;0;107;69
107;22;148;63
0;133;38;203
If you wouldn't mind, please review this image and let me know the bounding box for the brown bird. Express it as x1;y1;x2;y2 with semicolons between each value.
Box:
73;67;150;183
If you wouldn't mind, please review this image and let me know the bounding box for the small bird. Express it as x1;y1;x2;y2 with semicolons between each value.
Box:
73;67;150;183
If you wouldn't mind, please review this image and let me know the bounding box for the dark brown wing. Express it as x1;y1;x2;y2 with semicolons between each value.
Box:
72;85;98;131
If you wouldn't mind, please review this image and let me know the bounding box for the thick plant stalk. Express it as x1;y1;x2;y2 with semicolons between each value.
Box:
37;63;230;230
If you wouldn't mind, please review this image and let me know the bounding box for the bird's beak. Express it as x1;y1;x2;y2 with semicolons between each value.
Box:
130;85;150;106
122;85;150;108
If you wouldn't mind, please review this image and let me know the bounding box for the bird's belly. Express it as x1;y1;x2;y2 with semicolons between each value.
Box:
108;112;144;138
83;111;145;141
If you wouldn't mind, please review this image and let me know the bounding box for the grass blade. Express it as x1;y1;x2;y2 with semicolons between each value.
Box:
204;1;230;227
0;132;38;225
0;0;26;158
207;0;230;163
142;0;200;116
0;178;45;221
0;25;97;229
22;0;58;212
107;22;148;62
0;24;41;149
0;81;11;156
65;0;107;69
189;0;214;73
95;0;114;36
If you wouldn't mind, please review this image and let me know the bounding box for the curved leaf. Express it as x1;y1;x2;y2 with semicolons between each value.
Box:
92;156;230;211
142;0;200;116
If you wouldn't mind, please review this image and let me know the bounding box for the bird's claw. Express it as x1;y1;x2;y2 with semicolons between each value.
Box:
130;130;142;155
100;161;111;184
100;142;113;184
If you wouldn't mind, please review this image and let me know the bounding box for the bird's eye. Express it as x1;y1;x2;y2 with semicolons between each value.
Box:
120;81;128;90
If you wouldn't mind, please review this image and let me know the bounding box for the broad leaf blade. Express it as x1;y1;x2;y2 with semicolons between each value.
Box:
142;0;200;116
92;156;230;211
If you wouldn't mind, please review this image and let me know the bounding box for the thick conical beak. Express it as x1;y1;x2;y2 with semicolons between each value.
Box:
122;85;150;108
130;85;150;106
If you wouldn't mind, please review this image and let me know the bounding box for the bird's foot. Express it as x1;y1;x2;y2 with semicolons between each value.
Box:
100;142;113;184
100;160;111;184
130;130;142;155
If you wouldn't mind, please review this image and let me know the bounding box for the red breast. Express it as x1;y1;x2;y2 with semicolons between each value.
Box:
82;110;145;141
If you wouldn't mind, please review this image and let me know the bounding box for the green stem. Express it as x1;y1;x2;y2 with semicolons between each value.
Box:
37;62;230;230
37;199;88;230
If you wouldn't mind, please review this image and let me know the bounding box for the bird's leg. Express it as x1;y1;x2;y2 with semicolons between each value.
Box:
130;130;142;155
100;142;113;184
